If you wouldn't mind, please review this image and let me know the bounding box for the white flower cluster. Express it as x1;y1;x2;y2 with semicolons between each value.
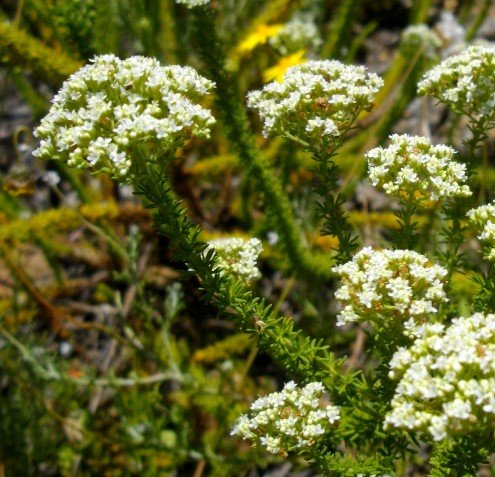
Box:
400;24;441;60
231;381;340;455
435;11;466;57
418;45;495;123
175;0;210;8
247;60;383;145
357;475;392;477
207;237;263;282
467;202;495;261
366;134;471;202
332;247;448;336
385;313;495;441
33;55;215;178
268;15;322;55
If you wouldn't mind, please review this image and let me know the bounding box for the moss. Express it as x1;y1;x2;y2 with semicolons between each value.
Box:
0;20;81;86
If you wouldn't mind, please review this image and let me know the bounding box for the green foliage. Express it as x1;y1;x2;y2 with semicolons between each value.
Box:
1;1;495;476
0;20;82;86
51;0;97;59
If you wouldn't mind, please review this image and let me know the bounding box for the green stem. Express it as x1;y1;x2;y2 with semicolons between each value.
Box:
437;198;464;281
9;70;49;119
394;196;418;250
313;144;359;264
373;50;424;145
0;325;59;380
50;182;128;262
409;0;431;24
465;0;491;41
50;161;92;204
189;5;333;282
131;153;361;406
320;0;362;59
1;324;183;386
463;117;489;176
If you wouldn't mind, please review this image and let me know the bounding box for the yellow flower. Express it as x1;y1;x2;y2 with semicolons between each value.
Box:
263;49;307;82
236;23;283;54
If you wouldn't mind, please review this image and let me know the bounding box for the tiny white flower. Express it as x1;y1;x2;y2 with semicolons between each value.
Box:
366;134;471;202
333;247;448;335
42;171;61;186
33;55;215;179
400;24;441;60
467;202;495;261
418;45;495;125
386;313;495;440
231;381;340;455
268;14;322;55
175;0;210;8
207;237;263;282
247;60;383;146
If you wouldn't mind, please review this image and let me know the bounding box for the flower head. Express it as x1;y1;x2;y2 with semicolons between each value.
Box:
175;0;210;8
33;55;215;179
467;202;495;261
268;14;321;55
247;60;383;146
400;24;441;60
385;313;495;441
231;381;340;455
207;237;263;282
332;247;448;336
366;134;471;202
418;45;495;124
